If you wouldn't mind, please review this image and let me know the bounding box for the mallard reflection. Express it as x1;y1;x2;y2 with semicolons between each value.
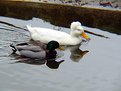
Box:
14;58;46;65
46;59;64;69
13;58;64;69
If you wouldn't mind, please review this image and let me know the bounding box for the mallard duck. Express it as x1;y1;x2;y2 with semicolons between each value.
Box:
10;41;59;59
27;21;90;45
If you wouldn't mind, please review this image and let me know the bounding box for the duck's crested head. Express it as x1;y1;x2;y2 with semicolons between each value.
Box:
70;21;84;37
47;41;59;51
70;21;84;32
70;21;90;40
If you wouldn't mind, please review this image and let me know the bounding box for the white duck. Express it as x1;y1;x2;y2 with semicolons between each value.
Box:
27;21;90;45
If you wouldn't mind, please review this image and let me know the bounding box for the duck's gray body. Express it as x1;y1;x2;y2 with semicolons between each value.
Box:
16;45;44;52
19;50;46;59
10;42;47;59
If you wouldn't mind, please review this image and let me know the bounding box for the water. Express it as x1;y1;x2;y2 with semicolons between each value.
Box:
0;16;121;91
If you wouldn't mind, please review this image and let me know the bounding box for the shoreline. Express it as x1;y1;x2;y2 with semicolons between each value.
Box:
0;1;121;34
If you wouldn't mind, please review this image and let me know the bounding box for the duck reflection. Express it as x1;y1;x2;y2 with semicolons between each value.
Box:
46;59;64;69
13;57;64;69
68;45;89;62
14;58;46;65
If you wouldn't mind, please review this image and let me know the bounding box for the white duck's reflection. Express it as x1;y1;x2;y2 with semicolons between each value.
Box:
65;44;89;62
70;48;89;62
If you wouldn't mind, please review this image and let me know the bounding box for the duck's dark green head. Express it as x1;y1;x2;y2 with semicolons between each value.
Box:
47;41;59;51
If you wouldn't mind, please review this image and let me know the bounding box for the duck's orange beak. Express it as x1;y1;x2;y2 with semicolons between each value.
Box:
81;32;90;40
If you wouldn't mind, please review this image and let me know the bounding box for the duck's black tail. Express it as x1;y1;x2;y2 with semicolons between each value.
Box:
10;44;17;54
